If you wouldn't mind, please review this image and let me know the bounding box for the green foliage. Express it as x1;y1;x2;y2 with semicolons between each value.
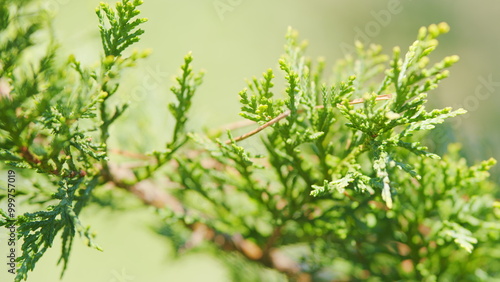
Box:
0;1;499;282
310;24;465;209
13;177;101;280
0;0;148;281
96;0;147;57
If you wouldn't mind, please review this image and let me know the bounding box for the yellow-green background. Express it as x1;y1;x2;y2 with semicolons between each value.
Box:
1;0;499;281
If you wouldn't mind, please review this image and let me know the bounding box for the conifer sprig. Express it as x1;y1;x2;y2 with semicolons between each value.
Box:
96;0;147;57
132;53;204;182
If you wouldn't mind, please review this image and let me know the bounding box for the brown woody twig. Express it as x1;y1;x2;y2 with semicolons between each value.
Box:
225;94;392;144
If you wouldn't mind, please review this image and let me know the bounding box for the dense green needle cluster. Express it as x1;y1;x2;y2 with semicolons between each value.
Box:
310;24;465;209
0;1;499;282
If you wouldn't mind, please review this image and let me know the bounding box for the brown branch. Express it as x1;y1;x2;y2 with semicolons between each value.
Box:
225;94;392;144
227;109;292;144
102;162;307;279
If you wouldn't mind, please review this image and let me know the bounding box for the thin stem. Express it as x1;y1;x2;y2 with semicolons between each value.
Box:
225;94;392;144
228;110;291;144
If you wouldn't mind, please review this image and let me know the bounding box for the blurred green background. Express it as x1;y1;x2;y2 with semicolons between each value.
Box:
4;0;499;281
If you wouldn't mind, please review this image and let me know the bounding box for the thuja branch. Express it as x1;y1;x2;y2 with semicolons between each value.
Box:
2;2;498;280
108;93;393;158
